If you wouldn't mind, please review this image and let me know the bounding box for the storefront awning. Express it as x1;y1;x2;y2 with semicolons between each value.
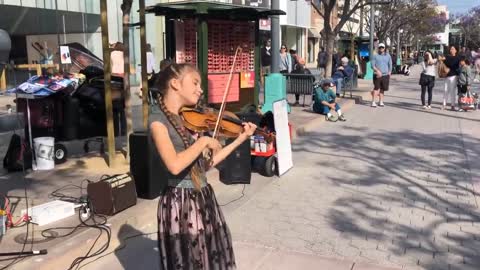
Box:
0;5;100;36
145;1;286;20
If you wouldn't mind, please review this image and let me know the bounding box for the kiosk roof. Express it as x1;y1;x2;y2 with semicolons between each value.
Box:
145;1;285;19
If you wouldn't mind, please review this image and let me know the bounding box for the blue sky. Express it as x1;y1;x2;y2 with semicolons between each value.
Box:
437;0;480;15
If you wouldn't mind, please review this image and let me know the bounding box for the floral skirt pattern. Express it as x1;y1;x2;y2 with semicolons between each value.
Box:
157;184;236;270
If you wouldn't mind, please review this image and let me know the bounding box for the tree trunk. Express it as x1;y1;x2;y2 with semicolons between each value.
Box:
325;32;336;78
122;2;133;161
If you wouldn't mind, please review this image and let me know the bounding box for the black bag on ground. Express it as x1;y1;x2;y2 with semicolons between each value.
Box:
3;134;32;172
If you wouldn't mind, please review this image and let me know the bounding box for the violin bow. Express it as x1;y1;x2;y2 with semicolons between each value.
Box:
212;46;242;140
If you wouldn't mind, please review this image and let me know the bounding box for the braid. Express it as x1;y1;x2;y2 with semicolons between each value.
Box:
158;97;203;190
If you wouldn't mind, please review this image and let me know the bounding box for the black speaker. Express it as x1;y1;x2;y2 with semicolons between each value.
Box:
219;138;252;185
129;131;167;199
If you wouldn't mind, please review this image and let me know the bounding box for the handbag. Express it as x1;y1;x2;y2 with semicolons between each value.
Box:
459;90;475;110
419;73;430;86
438;61;450;78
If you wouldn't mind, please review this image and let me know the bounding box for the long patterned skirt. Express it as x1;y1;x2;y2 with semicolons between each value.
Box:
157;184;236;270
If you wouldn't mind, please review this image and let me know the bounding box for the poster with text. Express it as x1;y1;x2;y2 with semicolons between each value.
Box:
60;46;71;64
273;99;293;176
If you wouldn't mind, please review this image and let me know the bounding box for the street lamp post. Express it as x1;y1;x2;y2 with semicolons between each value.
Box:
271;0;280;73
397;29;403;68
369;3;375;58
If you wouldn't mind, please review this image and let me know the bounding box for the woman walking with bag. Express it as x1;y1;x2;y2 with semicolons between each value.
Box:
439;46;461;110
419;51;437;109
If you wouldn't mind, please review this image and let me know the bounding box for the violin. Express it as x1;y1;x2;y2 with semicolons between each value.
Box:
180;107;274;142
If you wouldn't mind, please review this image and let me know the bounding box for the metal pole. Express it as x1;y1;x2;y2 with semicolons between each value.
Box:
139;0;149;129
100;0;116;167
397;30;401;67
271;0;280;73
359;0;364;38
369;3;374;59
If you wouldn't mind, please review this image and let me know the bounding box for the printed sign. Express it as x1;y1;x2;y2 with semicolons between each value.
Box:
60;46;71;64
259;19;271;31
240;71;255;88
273;99;293;176
207;73;240;103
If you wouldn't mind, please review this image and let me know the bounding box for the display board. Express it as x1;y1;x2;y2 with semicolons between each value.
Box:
273;99;293;176
207;73;240;103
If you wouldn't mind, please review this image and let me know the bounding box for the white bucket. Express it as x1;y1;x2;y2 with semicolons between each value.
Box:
33;137;55;170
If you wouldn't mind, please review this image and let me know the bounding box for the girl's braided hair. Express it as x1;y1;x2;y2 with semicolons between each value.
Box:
155;63;203;190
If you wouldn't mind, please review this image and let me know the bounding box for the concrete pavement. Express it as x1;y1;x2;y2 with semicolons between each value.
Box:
227;68;480;270
4;67;480;270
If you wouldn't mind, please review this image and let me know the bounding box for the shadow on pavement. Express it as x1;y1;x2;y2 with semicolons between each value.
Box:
293;128;480;270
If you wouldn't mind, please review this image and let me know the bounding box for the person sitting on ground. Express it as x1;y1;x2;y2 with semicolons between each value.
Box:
292;58;315;106
313;79;346;122
457;57;473;112
332;57;354;97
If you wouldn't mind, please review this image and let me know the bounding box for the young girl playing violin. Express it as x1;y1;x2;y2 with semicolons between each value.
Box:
150;63;256;270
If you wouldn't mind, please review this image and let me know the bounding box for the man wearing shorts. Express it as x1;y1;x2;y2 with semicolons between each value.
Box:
371;43;392;107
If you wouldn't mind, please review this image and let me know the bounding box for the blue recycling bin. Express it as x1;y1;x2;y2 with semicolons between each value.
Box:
262;73;290;114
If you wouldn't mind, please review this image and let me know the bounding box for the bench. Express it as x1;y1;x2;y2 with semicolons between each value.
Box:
284;73;315;106
342;74;354;98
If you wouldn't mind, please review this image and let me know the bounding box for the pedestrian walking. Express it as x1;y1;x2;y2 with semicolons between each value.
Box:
473;48;480;82
317;47;327;79
260;38;272;87
419;51;437;109
150;63;256;270
146;43;156;75
457;58;473;112
290;49;299;71
439;46;461;110
110;42;125;77
370;43;392;107
279;44;292;74
137;43;157;98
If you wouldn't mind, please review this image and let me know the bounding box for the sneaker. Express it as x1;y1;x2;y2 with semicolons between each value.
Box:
371;102;377;108
427;105;432;109
422;105;427;109
293;101;300;106
338;115;347;121
326;115;338;122
379;102;385;107
458;108;465;112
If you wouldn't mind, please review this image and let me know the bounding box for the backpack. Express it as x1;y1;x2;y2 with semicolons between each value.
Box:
3;134;32;172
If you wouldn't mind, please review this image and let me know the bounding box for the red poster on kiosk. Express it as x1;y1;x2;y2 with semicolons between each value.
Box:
208;73;240;103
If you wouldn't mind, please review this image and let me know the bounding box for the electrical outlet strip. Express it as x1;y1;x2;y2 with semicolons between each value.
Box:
21;200;75;226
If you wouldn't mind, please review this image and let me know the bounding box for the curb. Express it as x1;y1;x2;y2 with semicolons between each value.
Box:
293;89;370;137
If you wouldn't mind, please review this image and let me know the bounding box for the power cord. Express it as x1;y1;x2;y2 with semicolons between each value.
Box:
48;179;91;204
0;129;33;270
219;184;246;206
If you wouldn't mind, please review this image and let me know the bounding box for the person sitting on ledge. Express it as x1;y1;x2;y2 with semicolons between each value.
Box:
313;79;346;122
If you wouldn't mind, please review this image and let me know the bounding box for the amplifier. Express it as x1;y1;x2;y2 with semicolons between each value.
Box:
87;174;137;216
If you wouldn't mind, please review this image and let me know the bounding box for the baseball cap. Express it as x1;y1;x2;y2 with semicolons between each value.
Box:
341;57;349;63
378;43;386;48
322;78;334;86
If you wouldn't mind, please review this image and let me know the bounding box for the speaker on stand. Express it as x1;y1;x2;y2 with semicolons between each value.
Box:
219;138;252;185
